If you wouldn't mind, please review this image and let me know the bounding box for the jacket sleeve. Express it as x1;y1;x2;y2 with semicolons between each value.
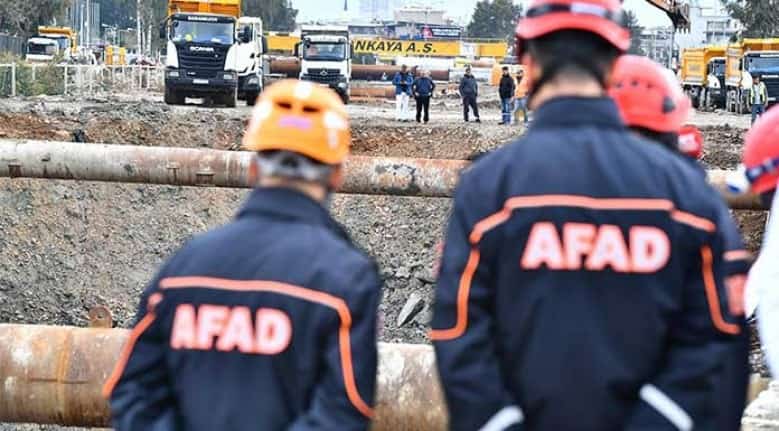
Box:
459;78;466;95
625;204;743;431
105;268;182;431
289;260;381;431
412;78;419;94
431;178;524;431
392;73;400;87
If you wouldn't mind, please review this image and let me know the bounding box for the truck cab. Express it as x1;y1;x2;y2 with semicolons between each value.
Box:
161;0;242;107
297;26;352;103
26;27;77;63
726;39;779;113
235;17;267;106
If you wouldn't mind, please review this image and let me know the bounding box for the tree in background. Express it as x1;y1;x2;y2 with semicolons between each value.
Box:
626;11;645;56
721;0;779;39
243;0;298;31
0;0;70;37
98;0;138;30
467;0;522;40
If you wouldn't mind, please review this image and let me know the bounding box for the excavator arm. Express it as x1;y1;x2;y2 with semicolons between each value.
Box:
645;0;691;30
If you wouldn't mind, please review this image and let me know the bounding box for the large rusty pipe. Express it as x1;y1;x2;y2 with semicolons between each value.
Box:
0;139;762;209
0;324;445;430
269;61;451;82
351;86;396;99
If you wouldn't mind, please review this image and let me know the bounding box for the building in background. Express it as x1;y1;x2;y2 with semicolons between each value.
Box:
360;0;395;20
639;27;674;68
675;0;741;50
67;0;101;48
394;5;446;25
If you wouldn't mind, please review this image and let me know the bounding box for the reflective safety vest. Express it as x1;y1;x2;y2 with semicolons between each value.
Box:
750;81;768;105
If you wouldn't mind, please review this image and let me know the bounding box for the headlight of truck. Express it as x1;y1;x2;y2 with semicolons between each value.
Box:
337;81;347;89
224;73;236;81
249;76;260;84
167;70;180;78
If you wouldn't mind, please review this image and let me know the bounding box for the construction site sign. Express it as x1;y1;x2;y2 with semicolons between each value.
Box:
352;38;461;57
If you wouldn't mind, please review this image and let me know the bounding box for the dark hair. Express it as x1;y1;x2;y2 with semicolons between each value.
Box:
526;30;620;88
502;66;509;71
632;127;679;153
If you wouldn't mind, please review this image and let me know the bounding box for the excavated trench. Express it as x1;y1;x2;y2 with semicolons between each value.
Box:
0;98;770;429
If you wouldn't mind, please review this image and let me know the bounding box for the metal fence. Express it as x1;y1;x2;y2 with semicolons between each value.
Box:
0;63;164;97
0;34;24;56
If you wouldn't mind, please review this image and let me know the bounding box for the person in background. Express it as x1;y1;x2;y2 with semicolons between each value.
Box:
610;55;751;431
498;66;516;125
104;80;381;431
734;107;779;377
751;75;768;124
459;65;480;123
514;69;530;126
431;0;743;427
413;69;436;124
393;65;414;122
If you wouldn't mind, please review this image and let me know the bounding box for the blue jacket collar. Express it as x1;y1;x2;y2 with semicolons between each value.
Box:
238;187;339;231
532;96;625;130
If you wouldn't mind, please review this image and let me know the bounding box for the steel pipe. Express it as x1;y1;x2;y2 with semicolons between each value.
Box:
268;61;451;82
0;324;445;430
0;139;763;209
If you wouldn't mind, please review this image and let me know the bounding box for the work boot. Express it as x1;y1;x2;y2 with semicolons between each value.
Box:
475;118;481;123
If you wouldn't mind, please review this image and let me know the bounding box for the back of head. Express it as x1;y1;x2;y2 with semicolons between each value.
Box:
609;55;691;134
526;30;621;88
242;79;350;187
742;106;779;194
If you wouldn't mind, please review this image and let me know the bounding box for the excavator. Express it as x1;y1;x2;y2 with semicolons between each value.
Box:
644;0;690;31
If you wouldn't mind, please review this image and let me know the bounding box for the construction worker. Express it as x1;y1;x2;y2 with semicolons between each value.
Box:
735;107;779;375
514;68;530;126
393;65;414;122
499;66;516;125
104;80;381;431
460;65;480;123
430;0;743;428
610;55;750;431
751;75;768;124
413;69;436;124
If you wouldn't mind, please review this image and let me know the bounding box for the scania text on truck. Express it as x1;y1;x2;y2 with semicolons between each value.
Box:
161;0;246;107
296;25;352;103
725;38;779;113
680;46;726;110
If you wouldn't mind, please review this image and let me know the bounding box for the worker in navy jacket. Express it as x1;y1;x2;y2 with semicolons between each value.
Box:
413;69;436;123
104;80;381;431
431;1;744;430
393;65;414;121
610;55;750;431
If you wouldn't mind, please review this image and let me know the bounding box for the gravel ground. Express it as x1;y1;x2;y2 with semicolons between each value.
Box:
0;95;769;429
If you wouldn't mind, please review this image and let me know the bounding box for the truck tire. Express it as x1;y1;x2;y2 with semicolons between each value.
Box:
246;91;259;106
340;92;349;105
224;88;237;108
164;87;184;105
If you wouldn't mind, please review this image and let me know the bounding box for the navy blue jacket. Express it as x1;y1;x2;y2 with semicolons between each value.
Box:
393;71;413;96
459;74;478;98
413;76;436;97
105;187;381;431
431;97;743;431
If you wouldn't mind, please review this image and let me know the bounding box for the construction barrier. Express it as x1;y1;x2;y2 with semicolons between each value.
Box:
0;139;763;209
0;324;446;429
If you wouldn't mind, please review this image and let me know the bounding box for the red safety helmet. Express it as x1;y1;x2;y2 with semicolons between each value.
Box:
609;55;691;134
678;125;704;159
515;0;631;59
742;106;779;194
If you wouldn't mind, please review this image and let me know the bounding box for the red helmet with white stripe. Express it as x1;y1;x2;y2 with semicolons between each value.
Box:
515;0;631;59
742;106;779;194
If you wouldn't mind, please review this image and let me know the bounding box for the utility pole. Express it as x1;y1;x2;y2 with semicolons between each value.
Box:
137;0;143;56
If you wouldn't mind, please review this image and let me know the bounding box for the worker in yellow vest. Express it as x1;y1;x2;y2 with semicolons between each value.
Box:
751;75;768;124
514;68;530;126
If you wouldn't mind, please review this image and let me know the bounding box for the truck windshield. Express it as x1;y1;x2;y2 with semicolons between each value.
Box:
171;19;234;45
746;55;779;72
710;60;725;75
28;42;57;56
303;42;346;61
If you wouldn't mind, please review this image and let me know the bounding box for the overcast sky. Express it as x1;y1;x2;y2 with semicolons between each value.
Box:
290;0;671;27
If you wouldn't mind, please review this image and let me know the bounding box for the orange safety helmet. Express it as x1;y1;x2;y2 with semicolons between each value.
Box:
243;79;350;165
515;0;631;59
609;55;691;134
742;106;779;194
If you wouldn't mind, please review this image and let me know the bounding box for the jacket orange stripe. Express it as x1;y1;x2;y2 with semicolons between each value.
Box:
157;276;374;418
102;313;157;398
701;246;741;335
430;194;719;341
724;250;752;262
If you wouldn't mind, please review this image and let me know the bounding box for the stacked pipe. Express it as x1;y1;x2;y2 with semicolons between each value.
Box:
0;139;763;209
0;324;446;430
268;60;451;82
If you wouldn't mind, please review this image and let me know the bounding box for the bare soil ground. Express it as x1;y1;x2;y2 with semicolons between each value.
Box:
0;95;769;429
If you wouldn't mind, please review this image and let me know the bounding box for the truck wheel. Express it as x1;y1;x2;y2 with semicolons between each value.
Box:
164;87;183;105
340;92;349;105
246;91;259;106
224;88;237;108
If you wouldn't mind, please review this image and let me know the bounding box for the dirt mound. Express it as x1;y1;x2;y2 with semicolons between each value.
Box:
699;125;746;170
